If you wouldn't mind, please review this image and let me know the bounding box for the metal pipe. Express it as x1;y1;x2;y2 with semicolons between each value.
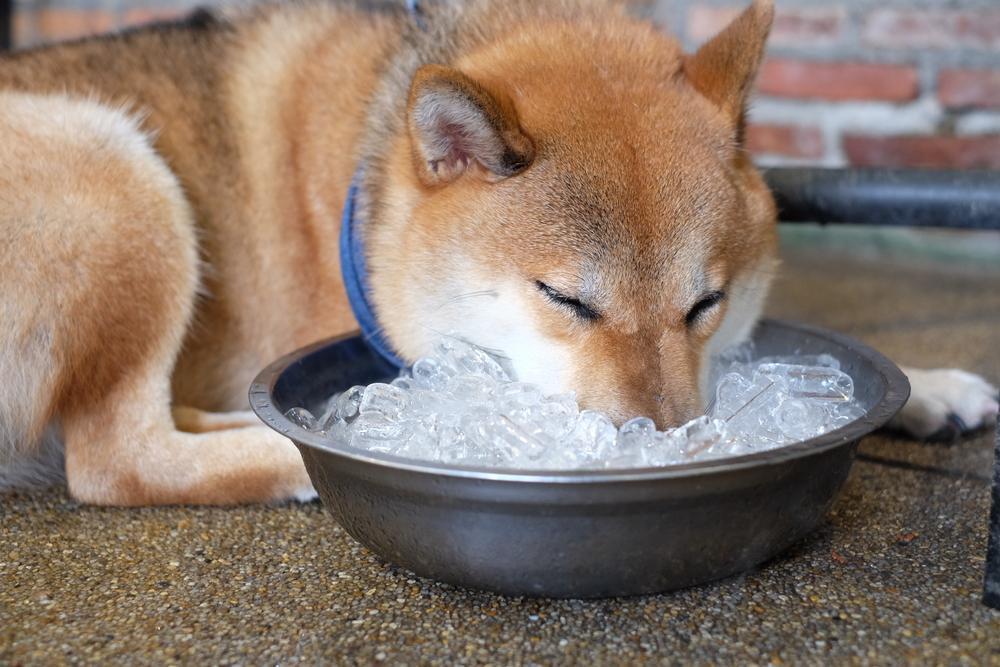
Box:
984;420;1000;609
764;167;1000;230
1;0;11;51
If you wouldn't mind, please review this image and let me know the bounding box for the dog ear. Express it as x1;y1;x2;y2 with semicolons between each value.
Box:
683;0;774;140
407;64;534;186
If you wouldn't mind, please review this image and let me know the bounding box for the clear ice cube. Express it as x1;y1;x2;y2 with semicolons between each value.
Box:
359;383;409;420
285;407;318;432
336;386;364;421
499;382;543;409
568;410;618;462
411;357;454;391
446;374;495;406
774;398;829;441
433;337;511;383
756;363;854;401
757;353;840;370
390;376;415;391
287;336;864;470
350;413;407;452
618;416;657;450
674;416;728;459
711;372;755;421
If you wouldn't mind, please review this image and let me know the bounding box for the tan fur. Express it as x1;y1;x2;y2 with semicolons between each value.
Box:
367;0;777;424
0;0;777;505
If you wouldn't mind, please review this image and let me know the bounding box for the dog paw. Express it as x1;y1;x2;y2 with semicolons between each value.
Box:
893;367;999;441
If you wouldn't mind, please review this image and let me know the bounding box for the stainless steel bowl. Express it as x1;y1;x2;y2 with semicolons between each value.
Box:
250;320;909;598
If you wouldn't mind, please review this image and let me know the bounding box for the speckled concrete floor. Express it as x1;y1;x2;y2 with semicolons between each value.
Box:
3;240;1000;665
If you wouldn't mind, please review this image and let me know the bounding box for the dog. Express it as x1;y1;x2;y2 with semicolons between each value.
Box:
1;0;996;505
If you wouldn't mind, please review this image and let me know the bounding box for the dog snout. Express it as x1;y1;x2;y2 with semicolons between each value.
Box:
588;393;699;429
577;384;699;430
654;391;701;430
570;331;704;429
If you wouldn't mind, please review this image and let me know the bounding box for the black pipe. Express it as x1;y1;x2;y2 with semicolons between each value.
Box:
984;419;1000;609
0;0;10;51
764;167;1000;230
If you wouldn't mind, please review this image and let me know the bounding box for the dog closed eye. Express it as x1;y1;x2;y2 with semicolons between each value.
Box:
535;281;601;321
685;290;726;326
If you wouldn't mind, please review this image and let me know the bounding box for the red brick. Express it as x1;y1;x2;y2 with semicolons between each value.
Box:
939;68;1000;110
688;6;844;47
843;134;1000;170
121;7;188;28
757;59;919;102
36;9;116;43
863;9;1000;51
746;124;824;159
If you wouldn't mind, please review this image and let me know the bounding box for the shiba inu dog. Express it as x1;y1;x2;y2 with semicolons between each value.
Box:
1;0;996;505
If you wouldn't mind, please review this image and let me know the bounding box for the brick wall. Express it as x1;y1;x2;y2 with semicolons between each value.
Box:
657;0;1000;169
8;0;1000;169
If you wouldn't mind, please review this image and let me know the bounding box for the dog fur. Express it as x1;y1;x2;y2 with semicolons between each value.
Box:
0;0;995;505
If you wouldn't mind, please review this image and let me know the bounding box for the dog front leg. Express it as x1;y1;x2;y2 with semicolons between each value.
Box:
65;393;316;506
892;367;999;440
172;406;262;433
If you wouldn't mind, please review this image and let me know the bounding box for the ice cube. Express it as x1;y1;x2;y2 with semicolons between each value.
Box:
545;392;579;416
438;424;471;464
411;357;454;390
722;371;790;441
674;416;728;459
756;363;853;401
618;416;657;449
481;413;548;462
433;337;511;382
350;413;407;452
499;382;543;409
407;387;460;421
757;354;840;370
316;400;341;432
286;335;864;470
285;407;318;431
335;386;365;421
390;376;415;391
711;372;755;421
446;374;495;406
360;383;409;420
567;410;618;462
773;398;829;441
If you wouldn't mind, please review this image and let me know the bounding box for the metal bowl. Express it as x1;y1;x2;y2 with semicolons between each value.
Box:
250;319;909;598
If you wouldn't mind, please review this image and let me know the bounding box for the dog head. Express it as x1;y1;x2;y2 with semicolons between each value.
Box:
370;0;777;428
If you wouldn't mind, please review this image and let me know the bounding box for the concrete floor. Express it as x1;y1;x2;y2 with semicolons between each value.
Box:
3;239;1000;664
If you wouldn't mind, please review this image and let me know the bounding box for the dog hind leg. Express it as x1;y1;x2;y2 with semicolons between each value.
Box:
0;93;314;505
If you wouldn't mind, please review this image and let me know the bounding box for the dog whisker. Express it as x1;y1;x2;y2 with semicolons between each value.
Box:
433;289;499;312
724;380;775;423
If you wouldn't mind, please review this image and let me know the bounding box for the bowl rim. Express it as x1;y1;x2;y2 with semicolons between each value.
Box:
249;319;910;484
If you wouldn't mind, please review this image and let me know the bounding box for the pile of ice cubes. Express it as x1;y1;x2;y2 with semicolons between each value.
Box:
285;337;865;469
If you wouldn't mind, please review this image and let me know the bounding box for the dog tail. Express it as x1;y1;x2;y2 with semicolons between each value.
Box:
0;326;65;491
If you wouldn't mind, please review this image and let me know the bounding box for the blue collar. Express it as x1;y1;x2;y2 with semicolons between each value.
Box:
339;169;407;370
337;3;425;371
